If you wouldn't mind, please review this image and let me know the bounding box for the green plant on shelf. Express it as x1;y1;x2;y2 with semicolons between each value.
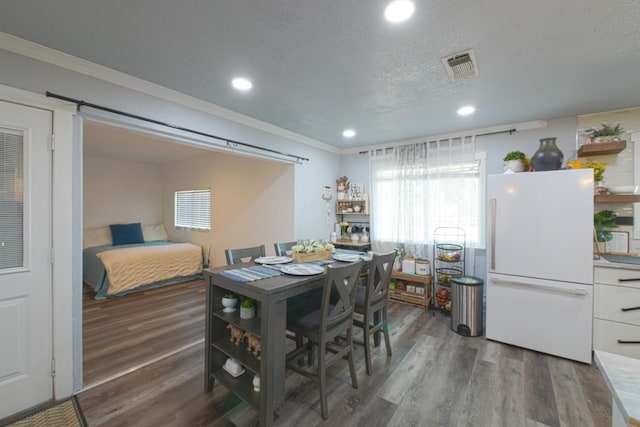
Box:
503;150;526;161
241;298;255;308
594;210;618;242
587;123;623;139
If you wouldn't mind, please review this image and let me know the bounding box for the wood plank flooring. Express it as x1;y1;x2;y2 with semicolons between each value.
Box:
78;299;612;427
82;279;206;387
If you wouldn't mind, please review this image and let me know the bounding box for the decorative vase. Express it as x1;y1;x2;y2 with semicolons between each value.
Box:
222;297;238;313
253;375;260;392
531;137;563;171
337;192;346;200
240;306;255;319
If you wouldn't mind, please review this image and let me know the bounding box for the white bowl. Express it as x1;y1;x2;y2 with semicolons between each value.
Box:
608;185;639;194
224;358;242;375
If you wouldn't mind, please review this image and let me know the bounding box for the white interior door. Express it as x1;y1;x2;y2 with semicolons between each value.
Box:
0;100;53;418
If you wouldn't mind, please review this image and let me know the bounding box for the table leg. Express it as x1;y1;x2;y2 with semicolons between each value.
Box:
260;298;287;426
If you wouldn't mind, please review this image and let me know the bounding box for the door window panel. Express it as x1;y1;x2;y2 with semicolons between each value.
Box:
0;128;24;269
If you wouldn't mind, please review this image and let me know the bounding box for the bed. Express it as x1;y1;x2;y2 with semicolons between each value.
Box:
83;223;203;299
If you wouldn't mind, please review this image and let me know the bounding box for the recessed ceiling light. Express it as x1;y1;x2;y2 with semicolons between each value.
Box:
457;106;476;116
384;1;415;23
231;77;252;91
343;129;356;138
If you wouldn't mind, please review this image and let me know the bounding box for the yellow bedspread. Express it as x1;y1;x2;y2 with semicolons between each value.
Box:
96;243;202;295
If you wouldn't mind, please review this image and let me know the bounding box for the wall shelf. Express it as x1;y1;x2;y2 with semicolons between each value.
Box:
578;140;626;157
336;199;369;215
595;194;640;203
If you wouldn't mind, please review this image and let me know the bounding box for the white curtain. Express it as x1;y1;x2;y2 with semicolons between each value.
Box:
369;136;482;266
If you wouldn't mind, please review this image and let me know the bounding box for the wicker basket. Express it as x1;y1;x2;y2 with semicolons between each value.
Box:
292;250;332;263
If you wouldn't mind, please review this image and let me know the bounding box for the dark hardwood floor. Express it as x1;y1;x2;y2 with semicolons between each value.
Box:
78;298;612;427
82;279;206;387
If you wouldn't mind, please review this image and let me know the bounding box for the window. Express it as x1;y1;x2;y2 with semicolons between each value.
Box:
175;189;211;230
370;137;485;247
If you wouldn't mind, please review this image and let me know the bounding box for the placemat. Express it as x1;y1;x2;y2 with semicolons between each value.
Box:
219;265;283;282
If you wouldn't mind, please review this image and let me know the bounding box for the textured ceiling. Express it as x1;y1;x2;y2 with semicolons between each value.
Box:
1;1;640;149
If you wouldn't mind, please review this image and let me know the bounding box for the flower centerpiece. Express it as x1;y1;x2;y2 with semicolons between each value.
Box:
291;240;334;263
336;176;350;200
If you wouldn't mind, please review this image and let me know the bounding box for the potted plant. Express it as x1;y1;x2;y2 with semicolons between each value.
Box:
240;298;256;319
586;123;624;143
503;151;527;173
594;210;618;245
222;292;238;313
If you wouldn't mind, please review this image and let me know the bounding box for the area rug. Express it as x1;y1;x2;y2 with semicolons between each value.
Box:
5;396;86;427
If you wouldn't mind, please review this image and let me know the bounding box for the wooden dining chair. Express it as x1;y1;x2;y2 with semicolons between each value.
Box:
285;261;362;420
224;245;266;265
274;241;296;256
353;250;396;375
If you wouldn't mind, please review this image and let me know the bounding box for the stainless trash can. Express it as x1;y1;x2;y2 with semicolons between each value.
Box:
451;276;483;337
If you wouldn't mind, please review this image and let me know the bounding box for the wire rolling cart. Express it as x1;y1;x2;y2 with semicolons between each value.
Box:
433;227;465;312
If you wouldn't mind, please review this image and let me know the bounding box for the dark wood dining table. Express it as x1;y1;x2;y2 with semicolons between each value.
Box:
203;261;331;426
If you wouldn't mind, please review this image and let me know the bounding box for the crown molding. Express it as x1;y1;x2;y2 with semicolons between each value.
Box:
0;31;339;154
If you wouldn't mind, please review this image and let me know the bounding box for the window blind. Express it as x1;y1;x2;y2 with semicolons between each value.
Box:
175;189;211;230
0;128;24;269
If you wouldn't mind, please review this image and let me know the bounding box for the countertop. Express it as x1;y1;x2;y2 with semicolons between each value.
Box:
594;256;640;271
594;351;640;427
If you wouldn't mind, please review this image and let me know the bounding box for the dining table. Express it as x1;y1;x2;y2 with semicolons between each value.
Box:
203;250;369;426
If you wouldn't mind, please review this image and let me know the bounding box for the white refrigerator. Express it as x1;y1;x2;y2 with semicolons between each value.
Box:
486;169;594;363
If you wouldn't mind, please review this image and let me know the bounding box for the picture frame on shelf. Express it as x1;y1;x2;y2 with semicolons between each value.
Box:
605;231;629;253
350;183;363;200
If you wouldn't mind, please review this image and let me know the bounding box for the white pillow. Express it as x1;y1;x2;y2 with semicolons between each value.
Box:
83;227;113;249
143;224;169;242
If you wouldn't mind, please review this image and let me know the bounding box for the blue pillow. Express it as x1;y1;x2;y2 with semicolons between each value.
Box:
110;223;144;245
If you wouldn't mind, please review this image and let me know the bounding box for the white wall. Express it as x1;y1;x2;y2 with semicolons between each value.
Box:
162;151;295;267
83;156;163;228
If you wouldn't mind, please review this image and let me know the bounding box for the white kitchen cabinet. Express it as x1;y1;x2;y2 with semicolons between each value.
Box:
593;265;640;359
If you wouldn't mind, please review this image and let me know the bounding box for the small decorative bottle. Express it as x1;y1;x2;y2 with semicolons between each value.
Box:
531;137;563;171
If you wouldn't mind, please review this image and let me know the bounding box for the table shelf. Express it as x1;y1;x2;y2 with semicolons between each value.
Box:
213;309;262;337
212;368;260;409
212;338;260;375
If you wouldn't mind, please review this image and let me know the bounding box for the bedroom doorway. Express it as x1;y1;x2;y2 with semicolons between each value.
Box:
80;116;294;388
0;100;53;418
81;120;211;388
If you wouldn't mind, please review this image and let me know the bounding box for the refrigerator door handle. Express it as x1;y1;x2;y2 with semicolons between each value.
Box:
492;278;589;296
490;198;496;271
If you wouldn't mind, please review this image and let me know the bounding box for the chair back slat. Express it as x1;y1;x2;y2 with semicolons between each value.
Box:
366;251;396;307
274;241;296;256
320;261;362;339
225;245;266;265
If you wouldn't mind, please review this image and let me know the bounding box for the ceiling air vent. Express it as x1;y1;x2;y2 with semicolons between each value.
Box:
442;49;478;81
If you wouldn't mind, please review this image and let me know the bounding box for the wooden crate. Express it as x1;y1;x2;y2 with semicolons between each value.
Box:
292;250;332;263
388;271;432;310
